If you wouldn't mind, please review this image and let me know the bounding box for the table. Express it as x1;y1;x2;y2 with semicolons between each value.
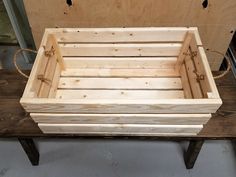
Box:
0;70;236;169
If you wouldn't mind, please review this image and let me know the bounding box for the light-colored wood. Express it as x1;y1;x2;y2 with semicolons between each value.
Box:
175;32;193;71
64;57;176;69
53;27;200;43
189;35;213;98
38;52;57;98
56;90;185;99
22;47;46;98
61;68;179;77
20;98;222;113
60;43;182;57
48;64;61;98
24;0;236;70
184;53;203;98
31;113;211;125
20;27;222;135
180;64;193;98
48;34;65;70
58;77;182;90
198;47;220;98
22;30;54;98
175;32;194;71
38;123;203;135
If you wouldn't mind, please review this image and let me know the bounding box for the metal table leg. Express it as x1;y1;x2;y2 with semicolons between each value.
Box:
18;138;39;166
184;140;204;169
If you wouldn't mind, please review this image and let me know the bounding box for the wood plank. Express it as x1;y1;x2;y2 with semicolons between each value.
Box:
20;98;222;113
54;27;194;43
198;47;220;98
55;90;185;99
175;32;193;71
31;113;211;125
64;57;176;69
22;47;47;98
58;77;183;90
48;64;61;98
38;52;57;98
180;64;193;98
48;34;65;70
60;43;182;57
61;68;179;77
189;35;213;98
38;123;203;135
184;53;203;98
23;31;54;98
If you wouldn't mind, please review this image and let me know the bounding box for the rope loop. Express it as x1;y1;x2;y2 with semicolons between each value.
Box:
13;48;37;78
206;49;231;80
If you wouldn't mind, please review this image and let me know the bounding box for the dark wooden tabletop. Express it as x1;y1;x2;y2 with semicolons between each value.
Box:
0;70;236;139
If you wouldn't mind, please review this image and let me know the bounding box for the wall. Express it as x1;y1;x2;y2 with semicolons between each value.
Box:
23;0;236;70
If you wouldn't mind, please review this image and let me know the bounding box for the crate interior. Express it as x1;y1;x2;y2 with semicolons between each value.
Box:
25;28;219;101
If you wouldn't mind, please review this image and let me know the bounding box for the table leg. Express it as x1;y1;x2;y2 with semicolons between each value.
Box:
184;140;204;169
18;138;39;166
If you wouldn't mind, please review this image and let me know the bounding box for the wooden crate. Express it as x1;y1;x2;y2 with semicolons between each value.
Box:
20;27;222;136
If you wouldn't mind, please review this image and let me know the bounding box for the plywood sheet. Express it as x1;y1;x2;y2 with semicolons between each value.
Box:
23;0;236;70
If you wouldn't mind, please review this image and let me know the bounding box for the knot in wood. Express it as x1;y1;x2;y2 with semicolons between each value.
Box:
37;75;52;85
193;70;205;82
44;47;55;57
183;51;197;58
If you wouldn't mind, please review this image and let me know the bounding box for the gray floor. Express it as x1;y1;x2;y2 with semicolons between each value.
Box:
0;139;235;177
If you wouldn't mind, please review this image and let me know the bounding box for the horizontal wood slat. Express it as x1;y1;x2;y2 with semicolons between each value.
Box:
58;77;182;90
60;43;182;57
31;113;211;124
20;98;222;113
55;90;185;99
61;68;179;77
63;57;177;69
38;123;203;135
52;27;202;45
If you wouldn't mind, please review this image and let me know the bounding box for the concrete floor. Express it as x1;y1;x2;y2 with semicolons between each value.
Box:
0;139;235;177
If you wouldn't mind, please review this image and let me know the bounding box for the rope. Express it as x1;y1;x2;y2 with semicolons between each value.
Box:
13;48;37;78
206;49;231;80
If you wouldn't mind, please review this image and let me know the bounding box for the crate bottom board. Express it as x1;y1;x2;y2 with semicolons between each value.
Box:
38;123;203;135
31;113;211;125
32;113;210;135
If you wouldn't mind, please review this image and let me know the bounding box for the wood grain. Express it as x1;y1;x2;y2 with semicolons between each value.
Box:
60;43;182;57
20;98;222;114
64;57;176;69
31;113;211;125
58;77;183;90
38;123;202;135
61;68;179;77
55;90;185;99
0;70;235;138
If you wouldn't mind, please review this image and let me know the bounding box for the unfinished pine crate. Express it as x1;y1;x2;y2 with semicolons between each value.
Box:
20;27;222;136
